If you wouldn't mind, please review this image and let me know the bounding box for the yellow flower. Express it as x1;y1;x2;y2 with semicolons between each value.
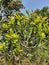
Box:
30;21;35;25
2;23;8;29
14;13;21;20
5;34;11;38
34;16;41;23
0;43;4;49
13;39;18;43
10;28;13;33
17;21;20;26
12;33;19;38
39;32;45;38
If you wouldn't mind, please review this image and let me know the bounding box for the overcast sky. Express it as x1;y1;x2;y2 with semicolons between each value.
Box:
21;0;49;13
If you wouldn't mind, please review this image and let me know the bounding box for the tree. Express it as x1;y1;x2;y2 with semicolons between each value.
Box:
34;9;41;15
34;6;49;17
0;11;49;65
0;0;24;18
0;1;49;64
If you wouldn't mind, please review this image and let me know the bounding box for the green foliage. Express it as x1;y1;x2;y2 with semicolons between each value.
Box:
0;0;24;19
0;7;49;65
1;0;24;10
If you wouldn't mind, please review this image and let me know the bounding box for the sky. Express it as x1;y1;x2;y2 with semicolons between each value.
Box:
21;0;49;13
